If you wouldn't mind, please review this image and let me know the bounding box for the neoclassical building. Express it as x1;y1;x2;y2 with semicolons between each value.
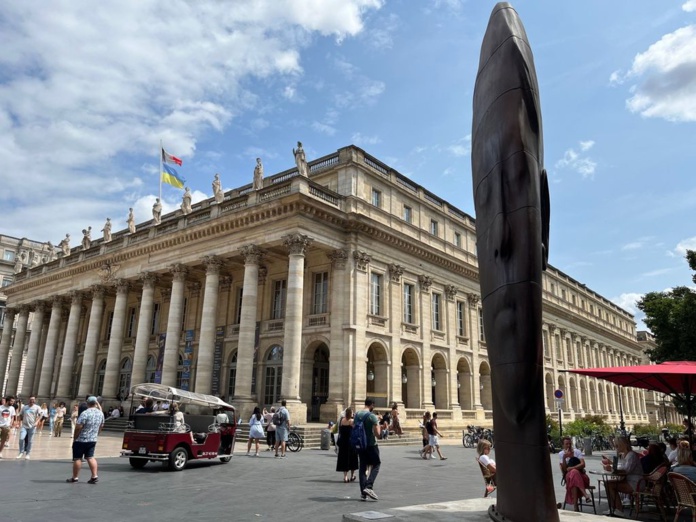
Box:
0;145;650;425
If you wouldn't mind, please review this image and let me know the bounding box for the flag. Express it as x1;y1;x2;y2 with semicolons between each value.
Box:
161;163;186;189
162;148;183;166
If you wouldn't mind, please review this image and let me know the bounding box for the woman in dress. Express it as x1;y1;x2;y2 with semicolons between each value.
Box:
336;407;358;482
601;437;643;515
70;404;79;438
390;403;403;438
246;406;265;456
37;403;48;434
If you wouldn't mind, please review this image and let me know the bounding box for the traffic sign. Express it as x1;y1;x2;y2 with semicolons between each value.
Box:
554;389;564;399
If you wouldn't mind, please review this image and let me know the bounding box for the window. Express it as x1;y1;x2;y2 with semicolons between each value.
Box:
176;353;185;388
126;307;137;338
118;358;132;397
550;283;556;295
95;360;106;396
454;232;462;248
432;293;442;331
430;219;439;236
403;283;414;323
403;205;412;223
561;289;566;301
457;301;466;336
478;307;485;343
181;297;188;331
105;311;114;340
145;356;156;383
3;250;15;262
227;352;237;398
150;303;160;335
235;287;244;324
1;277;13;287
312;272;328;314
371;188;381;207
272;280;287;319
543;330;549;357
370;273;383;316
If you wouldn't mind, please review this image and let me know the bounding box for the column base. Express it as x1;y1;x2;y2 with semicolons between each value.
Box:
283;400;308;426
231;398;258;423
474;405;486;421
319;401;344;423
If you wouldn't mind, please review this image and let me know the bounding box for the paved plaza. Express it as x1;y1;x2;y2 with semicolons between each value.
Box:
0;431;670;521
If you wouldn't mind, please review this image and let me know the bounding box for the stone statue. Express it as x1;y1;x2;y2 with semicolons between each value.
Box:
46;241;55;261
253;158;264;190
59;234;71;256
102;218;112;243
293;141;309;177
471;4;554;522
127;208;136;234
181;187;192;215
152;198;162;224
30;250;40;266
81;226;92;250
212;173;224;204
13;256;23;274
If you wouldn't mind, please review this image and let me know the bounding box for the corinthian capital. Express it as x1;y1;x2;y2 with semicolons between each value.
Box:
418;275;433;292
445;285;458;301
388;264;404;283
327;249;348;269
90;285;106;299
240;245;264;265
69;290;83;305
114;278;130;295
283;233;313;256
170;263;189;282
353;250;371;271
203;255;224;275
138;272;158;288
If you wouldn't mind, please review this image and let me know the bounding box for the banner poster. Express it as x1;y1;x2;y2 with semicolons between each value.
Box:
211;326;225;396
180;329;194;391
154;333;166;384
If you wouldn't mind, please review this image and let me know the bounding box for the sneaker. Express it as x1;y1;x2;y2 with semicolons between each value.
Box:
16;452;24;459
440;457;447;461
361;496;367;501
66;478;79;483
279;454;286;459
87;476;99;484
24;454;30;460
363;488;378;500
431;454;436;459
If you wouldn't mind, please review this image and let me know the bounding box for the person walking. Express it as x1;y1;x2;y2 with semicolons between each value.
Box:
273;400;290;458
420;411;432;459
336;407;358;483
246;407;265;456
0;396;16;458
428;412;447;460
355;399;382;501
16;396;42;459
66;396;104;484
37;402;48;434
54;402;67;437
390;403;402;438
49;402;57;435
70;404;79;438
263;407;276;451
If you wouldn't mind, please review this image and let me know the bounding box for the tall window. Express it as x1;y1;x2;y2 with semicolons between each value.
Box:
371;188;381;207
543;330;549;357
457;301;466;336
3;250;14;262
150;303;160;335
370;273;382;316
403;283;414;323
235;287;244;324
145;356;156;383
227;352;237;399
454;232;462;248
126;307;137;338
95;360;106;395
1;277;13;287
432;293;442;331
478;307;485;343
176;353;185;388
105;311;114;340
272;280;287;319
312;272;328;314
118;358;132;397
403;205;412;223
430;219;439;236
264;345;283;405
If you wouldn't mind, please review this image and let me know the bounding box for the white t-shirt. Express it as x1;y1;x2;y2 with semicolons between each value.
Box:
559;448;584;465
668;448;678;465
479;454;495;467
0;405;15;428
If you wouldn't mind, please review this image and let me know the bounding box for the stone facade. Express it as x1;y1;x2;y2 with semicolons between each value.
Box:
0;146;649;426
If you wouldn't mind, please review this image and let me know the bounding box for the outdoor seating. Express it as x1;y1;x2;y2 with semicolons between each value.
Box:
561;483;596;514
477;459;496;498
633;465;668;522
668;472;696;522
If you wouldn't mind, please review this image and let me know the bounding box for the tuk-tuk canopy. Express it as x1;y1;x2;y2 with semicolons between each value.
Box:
130;383;235;412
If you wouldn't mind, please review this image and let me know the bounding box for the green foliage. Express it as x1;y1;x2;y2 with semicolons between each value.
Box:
663;422;684;435
632;423;658;437
546;414;560;445
563;415;612;437
638;250;696;363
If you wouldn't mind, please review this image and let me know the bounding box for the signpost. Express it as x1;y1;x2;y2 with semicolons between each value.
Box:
554;389;564;437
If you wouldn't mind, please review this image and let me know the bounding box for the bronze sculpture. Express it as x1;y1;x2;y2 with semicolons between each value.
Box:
471;4;554;521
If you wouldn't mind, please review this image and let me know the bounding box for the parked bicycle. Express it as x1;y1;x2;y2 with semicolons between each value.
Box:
287;425;303;453
462;425;494;448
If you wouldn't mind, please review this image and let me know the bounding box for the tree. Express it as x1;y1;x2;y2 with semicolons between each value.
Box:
638;250;696;363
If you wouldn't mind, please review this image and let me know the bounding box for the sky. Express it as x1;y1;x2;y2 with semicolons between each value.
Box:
1;0;695;329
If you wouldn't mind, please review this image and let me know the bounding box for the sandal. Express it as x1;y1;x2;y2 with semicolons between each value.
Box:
87;476;99;484
343;477;349;483
65;478;78;483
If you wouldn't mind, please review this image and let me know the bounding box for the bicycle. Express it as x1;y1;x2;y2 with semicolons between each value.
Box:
287;425;304;453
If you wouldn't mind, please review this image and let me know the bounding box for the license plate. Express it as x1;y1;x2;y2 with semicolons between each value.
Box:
138;447;147;455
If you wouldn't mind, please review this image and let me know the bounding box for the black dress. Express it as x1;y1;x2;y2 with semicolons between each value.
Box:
336;423;359;472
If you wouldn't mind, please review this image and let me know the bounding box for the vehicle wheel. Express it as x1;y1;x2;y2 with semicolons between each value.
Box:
168;447;188;471
219;456;232;463
287;432;302;453
129;458;147;469
463;434;473;448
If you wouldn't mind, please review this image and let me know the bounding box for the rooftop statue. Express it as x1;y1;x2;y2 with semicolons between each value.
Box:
152;198;162;225
59;234;71;256
293;141;309;178
127;208;136;234
181;187;192;215
212;173;224;204
102;218;112;243
81;226;92;250
253;158;264;190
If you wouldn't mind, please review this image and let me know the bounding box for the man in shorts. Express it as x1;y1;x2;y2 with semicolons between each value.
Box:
428;412;447;460
0;396;16;458
274;400;290;458
67;396;104;484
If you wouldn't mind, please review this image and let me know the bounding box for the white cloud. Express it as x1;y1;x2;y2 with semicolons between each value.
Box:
445;135;472;157
555;141;597;178
619;25;696;122
611;292;643;316
351;132;381;145
683;0;696;12
622;242;643;251
363;13;400;50
609;70;625;86
670;236;696;257
311;121;337;136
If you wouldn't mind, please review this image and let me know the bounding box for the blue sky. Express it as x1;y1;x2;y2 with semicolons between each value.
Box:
1;0;695;328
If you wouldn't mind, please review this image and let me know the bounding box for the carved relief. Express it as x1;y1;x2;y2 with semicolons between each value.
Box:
139;272;158;288
353;250;371;271
418;274;433;292
283;233;313;256
327;249;348;269
170;263;189;282
467;293;480;305
445;284;458;301
257;266;268;285
98;261;121;284
388;264;404;283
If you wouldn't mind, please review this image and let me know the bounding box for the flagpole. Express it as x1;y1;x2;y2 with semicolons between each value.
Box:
159;139;163;202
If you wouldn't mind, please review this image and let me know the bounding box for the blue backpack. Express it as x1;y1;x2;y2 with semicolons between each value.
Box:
350;412;368;451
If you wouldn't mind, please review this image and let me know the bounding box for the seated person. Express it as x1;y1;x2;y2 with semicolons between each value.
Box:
215;409;230;426
672;440;696;482
110;407;121;419
477;439;496;493
135;398;154;414
558;436;590;511
667;437;679;466
640;442;669;473
601;437;643;515
169;403;186;432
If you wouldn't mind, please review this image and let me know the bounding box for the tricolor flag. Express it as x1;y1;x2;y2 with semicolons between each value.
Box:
162;148;183;166
161;163;186;189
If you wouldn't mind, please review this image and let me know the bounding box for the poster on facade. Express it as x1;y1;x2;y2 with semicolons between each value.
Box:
154;333;166;384
180;329;194;391
211;326;225;396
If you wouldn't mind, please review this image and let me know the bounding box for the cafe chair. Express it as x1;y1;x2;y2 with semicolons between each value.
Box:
668;472;696;522
633;465;668;522
477;459;496;498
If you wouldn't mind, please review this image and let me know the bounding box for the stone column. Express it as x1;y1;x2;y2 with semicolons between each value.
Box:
321;249;348;420
162;264;188;386
38;297;65;398
467;293;485;420
387;263;404;407
418;275;434;410
281;234;312;422
195;256;223;394
55;292;83;398
102;280;129;398
77;286;105;397
5;306;30;395
0;308;17;393
445;285;461;418
131;273;157;386
351;250;371;406
234;246;262;407
21;302;46;396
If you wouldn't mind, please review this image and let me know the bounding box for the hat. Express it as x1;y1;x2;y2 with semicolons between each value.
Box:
87;396;98;404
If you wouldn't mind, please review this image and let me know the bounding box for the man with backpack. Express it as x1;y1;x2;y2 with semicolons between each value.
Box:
352;399;381;501
273;400;290;458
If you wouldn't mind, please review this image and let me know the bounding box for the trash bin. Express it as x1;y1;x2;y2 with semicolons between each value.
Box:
583;437;592;456
321;429;331;450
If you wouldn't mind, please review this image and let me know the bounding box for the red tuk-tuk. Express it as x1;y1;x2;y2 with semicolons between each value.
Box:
121;383;236;471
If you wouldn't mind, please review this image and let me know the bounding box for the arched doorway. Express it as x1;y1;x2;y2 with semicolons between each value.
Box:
457;357;473;411
401;348;420;409
479;361;492;411
589;381;596;413
431;353;448;410
306;344;329;422
366;342;389;408
569;377;578;414
264;345;283;406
